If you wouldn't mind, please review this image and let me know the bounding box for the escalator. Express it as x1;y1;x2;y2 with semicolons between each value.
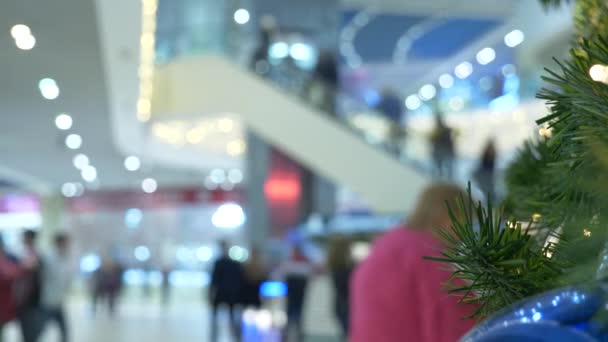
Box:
151;55;430;213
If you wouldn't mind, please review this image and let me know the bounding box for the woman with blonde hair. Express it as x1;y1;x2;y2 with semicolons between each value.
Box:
350;183;476;342
326;236;354;339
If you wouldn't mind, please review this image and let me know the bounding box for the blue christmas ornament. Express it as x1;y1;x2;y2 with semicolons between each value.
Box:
462;286;606;342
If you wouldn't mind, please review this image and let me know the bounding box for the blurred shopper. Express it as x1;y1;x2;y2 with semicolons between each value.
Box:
431;113;455;180
142;262;152;299
92;258;123;317
376;88;406;156
0;236;20;342
160;266;172;307
275;244;316;342
209;241;243;341
474;139;497;202
41;233;72;342
350;184;476;342
240;248;267;309
326;236;354;340
15;229;45;342
306;51;339;116
250;15;276;76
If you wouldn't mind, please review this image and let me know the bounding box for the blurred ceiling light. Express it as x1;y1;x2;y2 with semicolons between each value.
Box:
55;113;73;130
15;34;36;50
502;64;517;78
125;208;143;229
228;169;243;184
212;203;246;229
418;84;437;101
39;78;60;100
138;0;157;124
234;8;250;25
61;183;77;197
142;178;157;193
196;246;213;262
134;246;151;262
10;24;31;40
454;62;473;79
65;134;82;150
229;245;249;262
269;42;289;59
504;29;525;48
124;156;141;171
81;165;97;182
290;43;314;61
143;0;158;15
137;99;151;115
140;33;155;49
404;94;421;110
218;118;234;133
438;74;454;89
476;47;496;65
448;96;465;111
80;254;101;273
204;177;219;190
73;154;89;170
210;169;226;184
186;128;204;144
227;140;246;156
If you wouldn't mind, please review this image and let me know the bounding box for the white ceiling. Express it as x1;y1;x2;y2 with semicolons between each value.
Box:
0;0;212;194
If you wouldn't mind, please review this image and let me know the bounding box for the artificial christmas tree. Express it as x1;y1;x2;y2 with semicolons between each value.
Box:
431;1;608;340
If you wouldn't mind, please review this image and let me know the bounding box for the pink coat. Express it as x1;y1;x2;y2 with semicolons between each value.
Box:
350;227;476;342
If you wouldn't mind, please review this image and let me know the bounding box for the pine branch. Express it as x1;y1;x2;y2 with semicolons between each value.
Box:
426;184;566;319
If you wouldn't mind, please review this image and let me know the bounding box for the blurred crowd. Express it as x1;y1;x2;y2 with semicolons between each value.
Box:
0;183;481;342
0;231;71;342
250;18;499;201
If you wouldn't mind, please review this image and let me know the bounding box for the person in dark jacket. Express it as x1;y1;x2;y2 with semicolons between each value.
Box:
306;51;339;116
431;113;455;180
16;230;44;342
376;89;406;156
326;236;354;340
275;244;317;342
249;15;276;76
209;241;243;341
474;139;497;202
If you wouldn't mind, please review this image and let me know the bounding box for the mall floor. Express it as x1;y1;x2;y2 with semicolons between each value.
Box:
4;278;339;342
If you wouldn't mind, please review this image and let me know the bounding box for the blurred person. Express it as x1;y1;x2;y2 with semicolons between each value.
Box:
376;88;406;156
306;51;338;115
239;247;267;309
326;236;354;340
275;244;317;342
142;261;152;299
0;236;20;342
209;241;243;341
92;257;123;317
474;139;497;202
431;113;455;180
15;229;45;342
160;266;172;307
41;233;72;342
250;15;276;76
350;184;476;342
